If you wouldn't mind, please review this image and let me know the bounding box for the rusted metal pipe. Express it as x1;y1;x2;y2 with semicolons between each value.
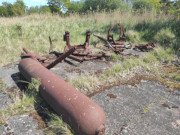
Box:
21;48;47;62
19;58;106;135
49;36;53;53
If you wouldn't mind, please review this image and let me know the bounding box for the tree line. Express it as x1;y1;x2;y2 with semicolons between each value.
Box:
0;0;179;17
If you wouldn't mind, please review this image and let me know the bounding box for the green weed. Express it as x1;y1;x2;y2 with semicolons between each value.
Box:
126;30;141;43
154;28;175;48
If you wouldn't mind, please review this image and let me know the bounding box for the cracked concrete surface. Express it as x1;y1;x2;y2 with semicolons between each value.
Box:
92;80;180;135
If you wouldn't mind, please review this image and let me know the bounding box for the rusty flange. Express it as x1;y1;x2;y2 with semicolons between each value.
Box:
19;57;106;135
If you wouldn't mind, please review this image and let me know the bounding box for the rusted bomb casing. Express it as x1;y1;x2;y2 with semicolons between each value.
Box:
19;58;106;135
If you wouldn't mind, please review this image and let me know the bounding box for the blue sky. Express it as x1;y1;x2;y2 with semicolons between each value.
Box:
0;0;80;7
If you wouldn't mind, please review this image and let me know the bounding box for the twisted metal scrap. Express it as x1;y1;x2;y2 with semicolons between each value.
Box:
21;48;47;62
93;23;132;54
134;42;156;52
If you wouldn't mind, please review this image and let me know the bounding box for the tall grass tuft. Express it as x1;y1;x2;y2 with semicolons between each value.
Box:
154;29;175;48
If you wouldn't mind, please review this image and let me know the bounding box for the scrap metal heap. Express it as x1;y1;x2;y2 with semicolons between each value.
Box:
94;23;132;54
94;23;156;55
21;30;110;69
63;30;109;62
133;42;156;52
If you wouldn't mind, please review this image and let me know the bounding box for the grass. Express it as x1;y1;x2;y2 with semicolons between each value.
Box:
0;78;40;123
0;78;6;93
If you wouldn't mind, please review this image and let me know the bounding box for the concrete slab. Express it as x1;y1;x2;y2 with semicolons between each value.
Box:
92;80;180;135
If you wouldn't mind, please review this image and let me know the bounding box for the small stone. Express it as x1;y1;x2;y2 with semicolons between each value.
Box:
122;129;128;133
176;120;180;126
83;88;88;92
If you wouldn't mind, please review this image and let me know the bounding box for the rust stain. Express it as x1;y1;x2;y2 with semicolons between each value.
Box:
107;93;117;99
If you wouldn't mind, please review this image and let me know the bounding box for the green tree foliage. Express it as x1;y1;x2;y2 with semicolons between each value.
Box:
133;0;153;13
168;0;180;18
133;0;164;13
28;6;39;14
2;2;14;16
14;0;26;12
160;0;173;14
48;0;71;14
68;1;84;13
83;0;125;12
0;0;26;16
27;6;51;14
0;6;8;16
39;6;51;13
13;0;26;16
146;0;163;13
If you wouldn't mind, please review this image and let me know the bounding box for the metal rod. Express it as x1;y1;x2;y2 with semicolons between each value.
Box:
46;47;76;69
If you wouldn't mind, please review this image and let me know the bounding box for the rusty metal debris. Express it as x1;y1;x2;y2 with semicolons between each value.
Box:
46;47;76;69
133;42;155;52
93;23;132;54
19;56;106;135
22;47;75;69
107;23;126;45
63;30;109;62
22;48;47;62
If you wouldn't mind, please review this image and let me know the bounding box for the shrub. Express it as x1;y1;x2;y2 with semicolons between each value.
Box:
126;30;141;43
154;28;175;48
133;0;153;14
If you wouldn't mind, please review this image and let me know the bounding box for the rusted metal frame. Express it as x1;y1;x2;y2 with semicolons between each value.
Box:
67;52;108;62
93;23;129;55
107;23;126;45
19;57;106;135
63;30;91;55
93;33;128;54
68;55;84;62
67;54;107;63
63;30;109;62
